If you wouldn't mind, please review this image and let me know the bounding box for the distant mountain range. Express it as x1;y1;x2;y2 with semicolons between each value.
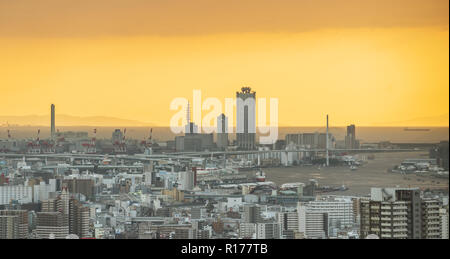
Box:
0;114;155;127
371;113;449;127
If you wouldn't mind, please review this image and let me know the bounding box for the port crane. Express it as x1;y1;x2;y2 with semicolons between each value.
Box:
27;129;41;154
81;128;97;153
113;128;127;154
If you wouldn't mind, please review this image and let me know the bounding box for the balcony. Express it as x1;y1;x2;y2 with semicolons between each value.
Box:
393;223;407;227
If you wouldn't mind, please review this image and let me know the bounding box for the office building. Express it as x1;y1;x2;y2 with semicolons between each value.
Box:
285;132;334;149
306;197;355;229
236;87;256;150
216;113;229;150
175;133;214;152
345;124;359;149
298;204;329;239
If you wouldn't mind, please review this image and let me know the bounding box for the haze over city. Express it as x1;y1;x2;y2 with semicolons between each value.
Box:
1;0;448;127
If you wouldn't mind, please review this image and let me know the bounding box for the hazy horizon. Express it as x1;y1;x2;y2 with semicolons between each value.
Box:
1;125;448;143
1;0;448;127
0;113;448;127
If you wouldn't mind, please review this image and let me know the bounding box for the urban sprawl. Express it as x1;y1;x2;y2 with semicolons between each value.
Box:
0;88;448;239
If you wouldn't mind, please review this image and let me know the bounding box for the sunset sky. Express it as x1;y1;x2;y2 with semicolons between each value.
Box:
0;0;448;127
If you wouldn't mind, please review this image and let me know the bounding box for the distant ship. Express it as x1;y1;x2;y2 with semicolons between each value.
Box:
404;128;430;131
255;169;266;182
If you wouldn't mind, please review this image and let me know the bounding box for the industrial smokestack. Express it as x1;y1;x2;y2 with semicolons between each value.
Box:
51;104;55;140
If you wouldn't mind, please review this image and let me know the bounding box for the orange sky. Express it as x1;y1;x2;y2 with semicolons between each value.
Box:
0;0;448;126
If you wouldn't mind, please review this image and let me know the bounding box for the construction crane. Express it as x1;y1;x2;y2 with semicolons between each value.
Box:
141;128;153;147
82;128;97;154
27;129;41;154
40;128;55;154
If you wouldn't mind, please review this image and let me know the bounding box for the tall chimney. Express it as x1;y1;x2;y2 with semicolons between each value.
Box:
51;104;55;140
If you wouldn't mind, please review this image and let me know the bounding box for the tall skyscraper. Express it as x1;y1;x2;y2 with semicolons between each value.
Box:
360;187;442;239
236;87;256;150
216;113;228;150
345;124;359;149
50;104;55;140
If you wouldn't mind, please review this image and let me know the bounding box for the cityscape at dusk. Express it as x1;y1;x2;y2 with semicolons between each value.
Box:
0;0;448;247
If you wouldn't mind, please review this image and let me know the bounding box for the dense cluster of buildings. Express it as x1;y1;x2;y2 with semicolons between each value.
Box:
0;151;448;239
0;88;448;239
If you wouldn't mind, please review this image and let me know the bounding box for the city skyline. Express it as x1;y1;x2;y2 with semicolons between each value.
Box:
0;1;448;242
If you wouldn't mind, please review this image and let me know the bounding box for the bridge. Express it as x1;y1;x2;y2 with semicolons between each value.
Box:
0;147;423;167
